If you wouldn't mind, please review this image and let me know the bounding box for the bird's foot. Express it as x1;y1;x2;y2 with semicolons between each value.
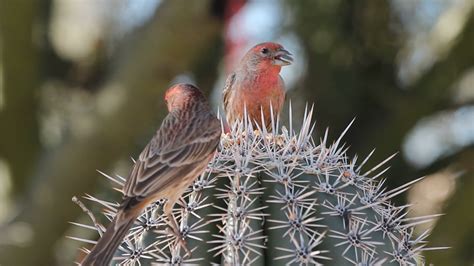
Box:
178;237;192;259
165;214;192;259
165;225;192;258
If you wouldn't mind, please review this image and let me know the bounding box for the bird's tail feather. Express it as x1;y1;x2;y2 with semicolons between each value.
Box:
80;210;138;266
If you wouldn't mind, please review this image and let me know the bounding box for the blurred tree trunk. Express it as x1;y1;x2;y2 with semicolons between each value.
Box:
0;0;41;195
0;1;223;265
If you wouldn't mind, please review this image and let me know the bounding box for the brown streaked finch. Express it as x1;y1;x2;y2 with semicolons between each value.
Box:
223;42;293;130
81;83;221;265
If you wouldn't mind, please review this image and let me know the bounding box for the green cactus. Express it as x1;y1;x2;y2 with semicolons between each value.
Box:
71;106;445;265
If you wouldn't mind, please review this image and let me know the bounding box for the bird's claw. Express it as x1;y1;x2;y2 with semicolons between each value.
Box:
167;226;192;258
166;214;192;259
181;240;192;259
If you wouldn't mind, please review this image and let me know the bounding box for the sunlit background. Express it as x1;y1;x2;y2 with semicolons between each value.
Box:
0;0;472;265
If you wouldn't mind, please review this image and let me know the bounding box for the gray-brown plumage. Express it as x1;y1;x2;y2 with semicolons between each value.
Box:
81;84;221;266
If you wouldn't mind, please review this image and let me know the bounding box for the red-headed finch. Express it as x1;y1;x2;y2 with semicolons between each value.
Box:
81;84;221;265
223;42;293;130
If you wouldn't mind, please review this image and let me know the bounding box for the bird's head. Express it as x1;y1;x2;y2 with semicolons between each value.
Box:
164;83;206;112
243;42;293;72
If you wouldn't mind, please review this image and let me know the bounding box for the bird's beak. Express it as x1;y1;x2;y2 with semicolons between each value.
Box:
273;49;293;66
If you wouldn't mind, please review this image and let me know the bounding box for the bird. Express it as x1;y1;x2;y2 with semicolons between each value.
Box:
223;42;293;130
81;83;221;265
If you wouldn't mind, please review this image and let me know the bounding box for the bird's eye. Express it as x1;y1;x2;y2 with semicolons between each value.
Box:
261;48;269;54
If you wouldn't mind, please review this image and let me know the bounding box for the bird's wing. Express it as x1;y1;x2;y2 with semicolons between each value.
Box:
123;113;220;199
222;72;236;114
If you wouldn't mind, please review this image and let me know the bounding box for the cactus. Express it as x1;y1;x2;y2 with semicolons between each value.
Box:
71;105;445;265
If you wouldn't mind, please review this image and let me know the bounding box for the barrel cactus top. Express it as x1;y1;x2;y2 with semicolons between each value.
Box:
71;105;445;265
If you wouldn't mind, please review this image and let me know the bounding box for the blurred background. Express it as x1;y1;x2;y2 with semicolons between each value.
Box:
0;0;472;265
